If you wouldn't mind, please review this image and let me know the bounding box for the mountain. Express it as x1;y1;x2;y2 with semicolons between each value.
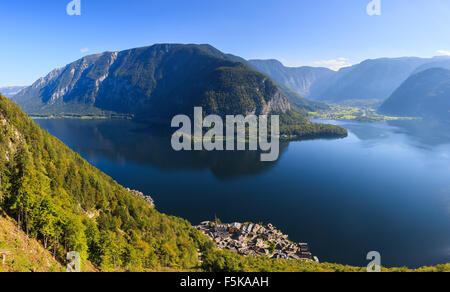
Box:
0;86;26;98
14;44;299;121
308;57;432;103
379;68;450;121
248;57;450;104
14;44;346;139
18;52;450;111
248;59;335;98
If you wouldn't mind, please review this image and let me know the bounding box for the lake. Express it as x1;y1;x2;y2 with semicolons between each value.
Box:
35;118;450;268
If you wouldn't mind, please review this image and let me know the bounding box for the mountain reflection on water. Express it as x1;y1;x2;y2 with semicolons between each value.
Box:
37;119;290;180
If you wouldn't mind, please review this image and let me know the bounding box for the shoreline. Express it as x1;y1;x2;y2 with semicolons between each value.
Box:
29;114;134;120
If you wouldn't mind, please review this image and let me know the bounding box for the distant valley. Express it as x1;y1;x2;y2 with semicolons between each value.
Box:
250;56;450;105
250;56;450;122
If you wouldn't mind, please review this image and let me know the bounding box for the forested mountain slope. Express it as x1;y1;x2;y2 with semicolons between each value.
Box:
0;94;209;271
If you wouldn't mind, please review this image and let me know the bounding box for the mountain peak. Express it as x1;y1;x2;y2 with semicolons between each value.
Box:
13;43;291;121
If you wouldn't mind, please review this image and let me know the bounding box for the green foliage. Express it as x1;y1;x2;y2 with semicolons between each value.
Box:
278;108;348;140
0;214;64;272
0;94;207;271
201;249;450;272
200;64;278;116
15;44;326;126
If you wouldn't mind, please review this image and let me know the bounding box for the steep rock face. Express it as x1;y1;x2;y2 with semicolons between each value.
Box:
15;52;119;113
379;68;450;121
14;44;291;121
44;52;118;104
261;91;291;114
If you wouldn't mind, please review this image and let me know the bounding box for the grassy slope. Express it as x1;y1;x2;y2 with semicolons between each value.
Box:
0;212;63;272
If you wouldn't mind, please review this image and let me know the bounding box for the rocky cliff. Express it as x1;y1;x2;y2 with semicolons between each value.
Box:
14;44;292;122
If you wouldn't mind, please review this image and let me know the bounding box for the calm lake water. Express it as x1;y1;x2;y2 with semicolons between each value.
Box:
35;118;450;268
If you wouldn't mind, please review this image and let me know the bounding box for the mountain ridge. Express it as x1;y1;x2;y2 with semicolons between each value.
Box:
250;56;450;104
14;44;329;119
14;44;293;120
13;44;348;140
379;68;450;121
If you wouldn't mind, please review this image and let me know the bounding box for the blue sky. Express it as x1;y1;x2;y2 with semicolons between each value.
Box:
1;0;450;86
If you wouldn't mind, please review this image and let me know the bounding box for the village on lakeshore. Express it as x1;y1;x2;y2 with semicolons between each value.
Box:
196;220;319;262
